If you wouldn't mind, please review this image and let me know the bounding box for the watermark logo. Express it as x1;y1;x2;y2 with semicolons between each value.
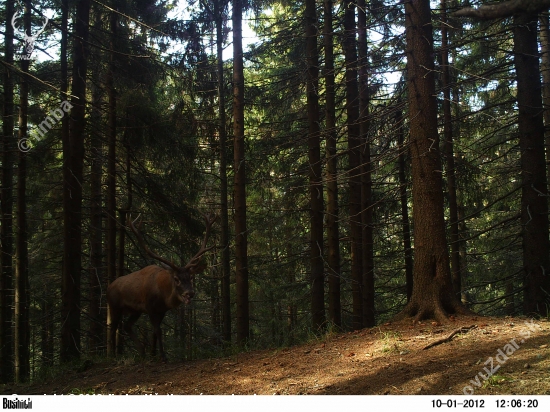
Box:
462;319;539;394
3;397;32;410
18;100;73;152
12;3;49;61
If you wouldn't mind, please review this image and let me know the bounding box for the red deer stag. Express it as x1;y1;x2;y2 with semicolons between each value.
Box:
107;213;217;361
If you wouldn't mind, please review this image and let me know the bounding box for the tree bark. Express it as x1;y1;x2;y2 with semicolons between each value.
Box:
305;0;325;331
343;0;363;330
88;3;103;355
215;0;231;344
106;9;118;357
441;0;461;297
513;12;550;316
15;0;31;383
396;110;414;301
61;0;91;362
1;0;15;384
233;0;249;345
395;0;470;323
324;0;341;328
358;0;375;328
540;12;550;191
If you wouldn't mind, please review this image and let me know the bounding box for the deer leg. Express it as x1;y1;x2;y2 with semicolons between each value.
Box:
149;312;167;362
124;313;144;357
109;308;121;357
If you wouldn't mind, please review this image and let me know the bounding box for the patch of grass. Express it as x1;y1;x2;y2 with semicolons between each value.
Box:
483;374;512;388
68;387;96;395
378;330;405;353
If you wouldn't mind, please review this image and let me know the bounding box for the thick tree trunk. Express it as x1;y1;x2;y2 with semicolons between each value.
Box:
324;0;341;328
61;0;91;362
215;0;231;344
513;13;550;316
540;12;550;192
305;0;325;331
395;0;470;322
1;0;15;384
441;0;461;297
396;110;414;301
88;4;103;354
15;1;31;382
233;0;249;345
343;0;363;330
357;0;375;328
106;9;118;357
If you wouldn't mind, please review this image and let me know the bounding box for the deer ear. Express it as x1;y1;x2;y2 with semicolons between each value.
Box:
189;262;207;275
173;275;181;286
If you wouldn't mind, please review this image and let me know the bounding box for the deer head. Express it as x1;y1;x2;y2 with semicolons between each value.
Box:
11;8;49;58
127;213;218;304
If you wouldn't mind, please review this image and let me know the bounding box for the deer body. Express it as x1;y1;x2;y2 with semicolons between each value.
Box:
107;214;216;361
108;265;188;315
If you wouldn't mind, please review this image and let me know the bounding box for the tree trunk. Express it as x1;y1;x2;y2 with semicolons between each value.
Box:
343;0;363;330
15;0;31;382
106;9;118;357
215;0;231;344
324;0;341;328
396;110;414;301
441;0;461;297
395;0;469;322
357;0;375;328
540;12;550;192
40;286;54;368
61;0;91;362
305;0;325;331
88;3;103;355
1;0;15;384
233;0;249;345
513;12;550;317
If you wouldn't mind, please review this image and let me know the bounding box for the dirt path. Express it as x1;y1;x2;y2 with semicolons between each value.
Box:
3;316;549;395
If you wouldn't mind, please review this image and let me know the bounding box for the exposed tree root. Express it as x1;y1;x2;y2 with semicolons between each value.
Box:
423;325;477;350
393;290;477;324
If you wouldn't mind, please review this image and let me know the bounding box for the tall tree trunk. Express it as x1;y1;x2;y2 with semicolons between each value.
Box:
396;109;414;301
1;0;15;384
88;3;103;355
540;12;550;192
40;286;54;368
513;12;550;316
305;0;325;331
450;3;468;304
215;0;231;344
395;0;469;322
357;0;375;328
324;0;341;328
233;0;249;345
61;0;91;362
441;0;461;297
106;9;118;357
15;0;31;382
343;0;363;330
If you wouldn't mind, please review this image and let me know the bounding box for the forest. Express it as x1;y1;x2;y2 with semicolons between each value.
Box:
1;0;550;388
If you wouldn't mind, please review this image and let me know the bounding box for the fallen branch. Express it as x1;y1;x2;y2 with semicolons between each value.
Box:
423;325;477;350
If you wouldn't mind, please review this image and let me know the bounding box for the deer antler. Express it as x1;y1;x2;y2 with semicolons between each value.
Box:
184;213;218;271
128;214;180;272
11;10;25;35
34;15;49;38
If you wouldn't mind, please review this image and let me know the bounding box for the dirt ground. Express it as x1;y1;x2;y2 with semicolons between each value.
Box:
3;316;550;395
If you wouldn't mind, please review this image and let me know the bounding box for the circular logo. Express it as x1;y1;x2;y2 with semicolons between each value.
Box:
18;138;31;152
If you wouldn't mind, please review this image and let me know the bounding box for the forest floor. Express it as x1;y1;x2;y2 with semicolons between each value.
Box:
3;316;550;395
